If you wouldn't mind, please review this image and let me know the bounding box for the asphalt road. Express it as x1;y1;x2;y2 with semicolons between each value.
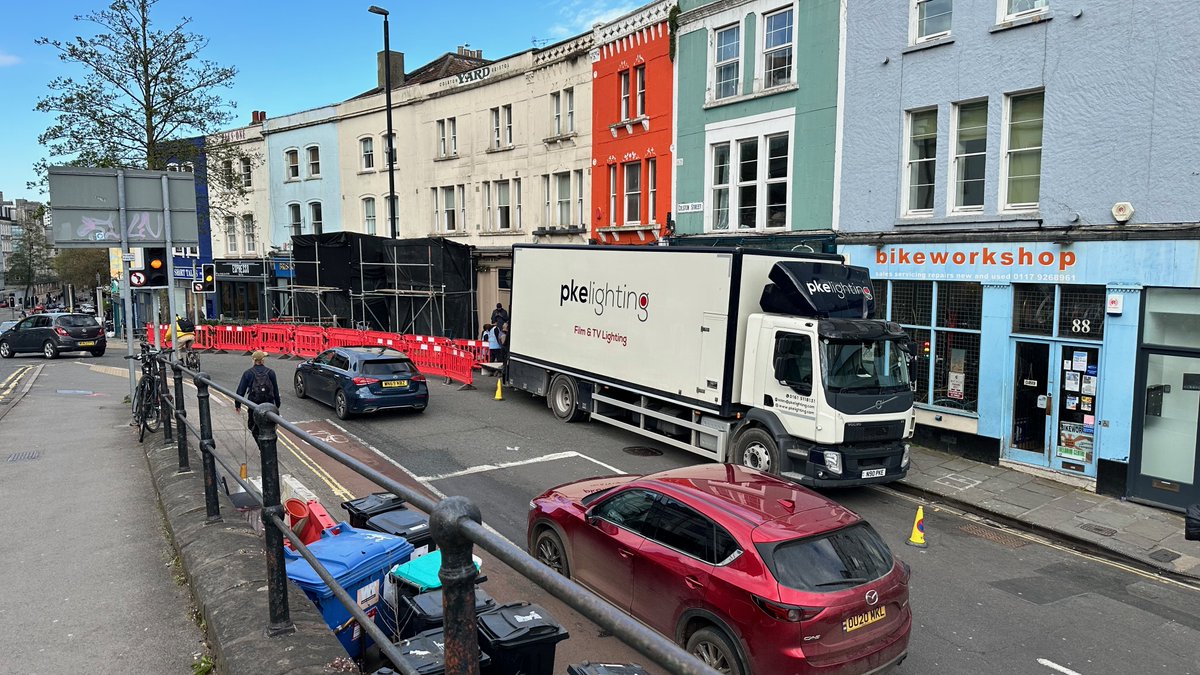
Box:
7;347;1197;675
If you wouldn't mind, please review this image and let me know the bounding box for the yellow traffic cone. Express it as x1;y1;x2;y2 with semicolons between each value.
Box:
906;506;927;548
240;463;248;480
494;378;504;401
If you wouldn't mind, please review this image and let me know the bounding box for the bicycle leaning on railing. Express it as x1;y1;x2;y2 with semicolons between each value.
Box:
125;342;173;442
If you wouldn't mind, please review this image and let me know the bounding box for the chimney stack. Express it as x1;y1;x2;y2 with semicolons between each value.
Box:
456;45;482;59
377;50;406;90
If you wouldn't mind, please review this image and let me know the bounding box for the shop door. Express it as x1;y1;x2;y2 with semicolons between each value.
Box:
1131;352;1200;510
1051;344;1100;476
1008;341;1053;466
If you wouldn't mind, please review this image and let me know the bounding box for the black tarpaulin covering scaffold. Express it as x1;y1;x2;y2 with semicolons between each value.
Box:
289;232;475;339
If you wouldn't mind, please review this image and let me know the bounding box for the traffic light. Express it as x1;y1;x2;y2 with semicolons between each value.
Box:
923;340;931;358
144;248;169;287
194;263;216;294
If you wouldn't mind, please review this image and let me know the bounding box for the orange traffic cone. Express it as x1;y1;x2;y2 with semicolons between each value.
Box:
494;378;504;401
906;506;928;548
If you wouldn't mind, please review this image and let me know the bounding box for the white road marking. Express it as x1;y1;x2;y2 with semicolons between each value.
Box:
417;451;583;481
1038;658;1084;675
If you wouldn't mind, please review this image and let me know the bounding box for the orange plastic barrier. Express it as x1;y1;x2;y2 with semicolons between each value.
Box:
363;330;402;349
292;325;327;358
326;327;366;348
407;342;444;379
143;323;173;348
255;324;295;356
454;339;491;365
194;325;214;350
443;347;475;386
212;325;256;353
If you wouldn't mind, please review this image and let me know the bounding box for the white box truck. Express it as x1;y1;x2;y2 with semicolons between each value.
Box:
505;245;916;487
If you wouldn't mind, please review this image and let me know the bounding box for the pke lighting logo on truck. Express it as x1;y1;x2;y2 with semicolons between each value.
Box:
560;279;650;322
807;280;872;302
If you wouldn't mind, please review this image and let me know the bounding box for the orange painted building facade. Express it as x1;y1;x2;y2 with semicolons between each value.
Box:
591;3;674;245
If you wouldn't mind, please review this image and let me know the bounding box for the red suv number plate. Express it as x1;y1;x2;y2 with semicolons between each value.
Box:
843;606;886;633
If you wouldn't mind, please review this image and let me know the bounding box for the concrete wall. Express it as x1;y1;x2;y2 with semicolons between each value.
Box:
673;0;841;236
838;1;1200;232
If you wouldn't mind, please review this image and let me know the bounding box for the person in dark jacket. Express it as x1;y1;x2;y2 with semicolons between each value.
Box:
490;303;509;327
235;350;281;434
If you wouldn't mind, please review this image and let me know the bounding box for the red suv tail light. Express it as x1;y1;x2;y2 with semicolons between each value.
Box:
55;327;69;336
752;596;822;623
352;376;380;386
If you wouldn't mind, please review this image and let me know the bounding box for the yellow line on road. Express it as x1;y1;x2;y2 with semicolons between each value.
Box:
277;431;355;502
0;366;32;399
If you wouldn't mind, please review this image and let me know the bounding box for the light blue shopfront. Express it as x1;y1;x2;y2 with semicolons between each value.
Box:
841;239;1200;486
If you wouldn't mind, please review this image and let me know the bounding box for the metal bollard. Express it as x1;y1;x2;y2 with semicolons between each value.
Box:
194;373;221;523
431;496;484;675
172;363;191;473
160;358;173;442
254;404;295;637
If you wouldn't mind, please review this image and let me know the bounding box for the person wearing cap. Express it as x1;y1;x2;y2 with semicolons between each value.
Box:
235;350;281;434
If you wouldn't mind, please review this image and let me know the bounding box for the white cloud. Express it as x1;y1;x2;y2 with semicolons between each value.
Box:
546;0;640;38
0;50;19;67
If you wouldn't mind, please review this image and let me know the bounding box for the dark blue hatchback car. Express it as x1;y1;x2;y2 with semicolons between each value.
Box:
294;346;428;420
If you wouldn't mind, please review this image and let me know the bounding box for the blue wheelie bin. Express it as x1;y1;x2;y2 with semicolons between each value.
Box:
285;522;414;658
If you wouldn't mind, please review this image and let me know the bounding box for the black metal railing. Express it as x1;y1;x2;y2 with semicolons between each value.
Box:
151;352;721;675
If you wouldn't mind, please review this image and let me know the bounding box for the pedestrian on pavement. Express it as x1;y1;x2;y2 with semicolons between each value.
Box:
491;302;509;327
235;350;281;435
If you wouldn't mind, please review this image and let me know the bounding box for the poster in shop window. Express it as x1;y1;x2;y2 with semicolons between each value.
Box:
1056;422;1093;462
947;348;966;399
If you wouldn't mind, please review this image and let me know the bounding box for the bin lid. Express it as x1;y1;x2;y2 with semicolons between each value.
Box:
478;602;569;648
367;508;431;539
403;588;495;622
392;629;491;674
342;491;406;518
286;523;414;597
389;551;482;593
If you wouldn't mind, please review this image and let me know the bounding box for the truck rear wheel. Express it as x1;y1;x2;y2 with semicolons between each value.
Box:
734;428;780;475
548;374;587;422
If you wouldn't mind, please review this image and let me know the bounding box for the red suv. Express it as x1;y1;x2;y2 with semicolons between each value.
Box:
528;464;911;674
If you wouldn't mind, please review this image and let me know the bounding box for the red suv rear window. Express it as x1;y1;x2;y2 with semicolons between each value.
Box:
757;523;894;592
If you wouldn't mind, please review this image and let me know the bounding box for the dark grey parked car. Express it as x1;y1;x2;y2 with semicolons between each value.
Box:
0;313;107;359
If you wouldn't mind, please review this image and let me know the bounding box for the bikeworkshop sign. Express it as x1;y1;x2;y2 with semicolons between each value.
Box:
47;166;199;248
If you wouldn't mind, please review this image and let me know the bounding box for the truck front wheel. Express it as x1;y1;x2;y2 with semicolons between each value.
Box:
734;428;780;475
548;374;587;422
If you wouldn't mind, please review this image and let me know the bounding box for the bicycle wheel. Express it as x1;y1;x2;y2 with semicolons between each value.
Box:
142;379;162;434
185;350;200;371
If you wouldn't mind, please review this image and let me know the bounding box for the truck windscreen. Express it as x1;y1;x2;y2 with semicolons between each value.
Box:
822;339;911;393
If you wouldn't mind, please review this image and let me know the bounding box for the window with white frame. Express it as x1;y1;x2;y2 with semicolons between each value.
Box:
565;88;574;132
712;143;731;230
1004;90;1043;209
449;117;458;154
914;0;952;42
514;178;522;228
503;105;512;146
289;203;301;236
442;186;458;231
556;172;571;227
905;108;938;215
285;150;299;179
432;188;440;230
543;175;551;226
221;160;234;187
243;214;255;252
763;8;794;88
484;182;492;229
552;92;562;135
363;197;376;235
715;24;740;100
1003;0;1048;21
436;120;446;156
620;70;631;120
240;157;253;187
306;146;320;177
575;170;584;225
635;65;646;117
952;100;987;211
647;157;658;223
491;107;501;148
436;118;457;157
496;181;511;230
707;126;791;231
609;165;617;226
624;162;641;224
225;216;238;252
361;137;375;169
383;133;396;166
310;202;323;234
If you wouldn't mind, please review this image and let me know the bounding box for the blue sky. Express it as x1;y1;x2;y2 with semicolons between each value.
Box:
0;0;638;202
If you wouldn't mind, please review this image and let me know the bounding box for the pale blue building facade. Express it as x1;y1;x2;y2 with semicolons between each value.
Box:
836;1;1200;510
263;106;343;249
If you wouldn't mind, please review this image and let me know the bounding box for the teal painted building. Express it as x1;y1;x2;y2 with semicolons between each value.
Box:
671;0;841;246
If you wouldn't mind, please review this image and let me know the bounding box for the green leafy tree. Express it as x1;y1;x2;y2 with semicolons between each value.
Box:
32;0;248;190
54;248;110;291
7;209;57;303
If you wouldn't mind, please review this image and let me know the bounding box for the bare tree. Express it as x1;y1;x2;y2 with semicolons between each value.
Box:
33;0;246;187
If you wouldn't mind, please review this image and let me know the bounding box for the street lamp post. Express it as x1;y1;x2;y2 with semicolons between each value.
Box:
368;5;398;239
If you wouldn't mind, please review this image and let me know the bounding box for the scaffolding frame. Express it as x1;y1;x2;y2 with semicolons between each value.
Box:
270;241;342;325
